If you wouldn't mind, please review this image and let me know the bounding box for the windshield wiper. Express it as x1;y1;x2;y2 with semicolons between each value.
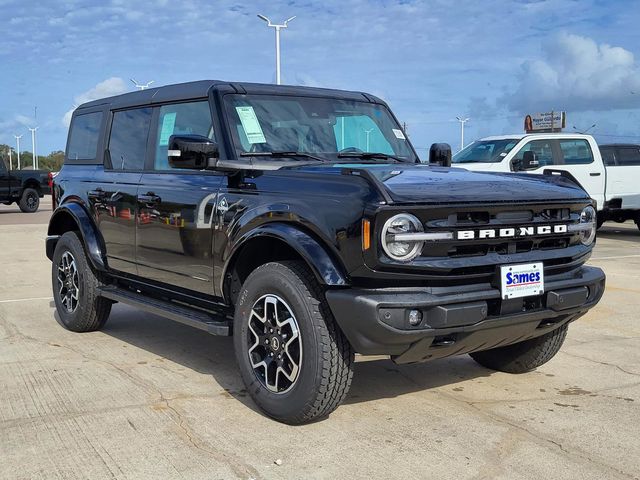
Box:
240;151;326;162
336;152;405;163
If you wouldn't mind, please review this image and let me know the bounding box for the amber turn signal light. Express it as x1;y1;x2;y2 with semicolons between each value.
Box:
362;219;371;250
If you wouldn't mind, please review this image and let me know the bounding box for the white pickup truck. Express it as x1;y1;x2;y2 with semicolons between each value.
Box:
453;133;640;229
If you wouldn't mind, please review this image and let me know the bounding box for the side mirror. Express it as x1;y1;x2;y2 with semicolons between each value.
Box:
168;135;219;169
429;143;452;167
521;151;539;170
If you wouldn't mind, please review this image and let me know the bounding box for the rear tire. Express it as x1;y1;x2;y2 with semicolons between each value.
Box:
18;188;39;213
52;232;111;332
233;261;354;424
470;325;568;373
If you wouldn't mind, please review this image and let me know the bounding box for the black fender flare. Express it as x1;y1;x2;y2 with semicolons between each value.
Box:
223;222;348;289
46;202;107;271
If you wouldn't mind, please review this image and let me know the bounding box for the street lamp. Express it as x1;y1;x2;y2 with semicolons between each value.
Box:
7;147;12;170
257;14;296;85
13;134;22;170
130;78;155;90
456;116;470;151
28;127;39;169
364;128;374;151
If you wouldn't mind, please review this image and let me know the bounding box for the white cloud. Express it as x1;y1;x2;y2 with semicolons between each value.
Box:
504;33;640;113
62;77;128;126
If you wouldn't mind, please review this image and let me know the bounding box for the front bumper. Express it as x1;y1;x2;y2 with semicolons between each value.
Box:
325;266;605;364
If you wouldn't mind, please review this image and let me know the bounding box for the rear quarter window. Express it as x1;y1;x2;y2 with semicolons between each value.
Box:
616;147;640;166
559;139;593;165
66;112;103;162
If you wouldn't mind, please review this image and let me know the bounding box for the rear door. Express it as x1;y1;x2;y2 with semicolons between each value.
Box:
136;100;223;294
606;146;640;209
92;107;152;275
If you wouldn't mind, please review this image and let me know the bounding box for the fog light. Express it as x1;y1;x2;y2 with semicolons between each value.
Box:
408;309;422;326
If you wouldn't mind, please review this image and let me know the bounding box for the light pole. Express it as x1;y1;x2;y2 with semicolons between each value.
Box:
28;127;39;169
364;128;374;151
14;134;22;170
130;78;155;90
257;14;296;85
8;147;12;170
456;116;470;151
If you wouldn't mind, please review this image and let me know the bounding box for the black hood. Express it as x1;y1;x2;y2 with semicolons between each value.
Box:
343;164;590;205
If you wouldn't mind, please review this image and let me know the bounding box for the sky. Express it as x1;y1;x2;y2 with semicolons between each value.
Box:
1;0;640;158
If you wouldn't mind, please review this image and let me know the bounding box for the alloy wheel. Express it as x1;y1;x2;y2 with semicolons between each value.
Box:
57;251;80;313
247;294;302;394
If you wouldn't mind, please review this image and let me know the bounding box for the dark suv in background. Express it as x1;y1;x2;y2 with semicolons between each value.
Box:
46;80;605;424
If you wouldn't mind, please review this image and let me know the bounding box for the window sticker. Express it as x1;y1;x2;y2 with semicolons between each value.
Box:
235;106;266;144
392;128;406;140
159;112;177;146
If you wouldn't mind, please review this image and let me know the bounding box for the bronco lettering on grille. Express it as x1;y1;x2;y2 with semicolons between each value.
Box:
456;224;568;241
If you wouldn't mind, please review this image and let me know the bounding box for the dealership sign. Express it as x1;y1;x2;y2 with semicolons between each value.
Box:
524;111;566;133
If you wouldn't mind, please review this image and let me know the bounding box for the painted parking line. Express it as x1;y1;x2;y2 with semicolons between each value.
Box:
0;296;53;304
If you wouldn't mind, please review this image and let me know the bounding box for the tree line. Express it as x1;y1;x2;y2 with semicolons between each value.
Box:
0;144;64;171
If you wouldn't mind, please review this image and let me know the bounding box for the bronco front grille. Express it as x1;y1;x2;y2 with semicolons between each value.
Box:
370;202;592;286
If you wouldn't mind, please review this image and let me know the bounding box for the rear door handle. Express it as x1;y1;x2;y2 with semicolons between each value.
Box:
138;192;161;206
590;172;602;176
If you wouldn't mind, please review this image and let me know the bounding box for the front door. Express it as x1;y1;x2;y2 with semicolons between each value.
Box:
136;100;223;294
512;138;606;206
91;107;152;275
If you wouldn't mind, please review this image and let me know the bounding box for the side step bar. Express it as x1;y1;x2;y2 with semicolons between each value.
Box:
98;286;231;336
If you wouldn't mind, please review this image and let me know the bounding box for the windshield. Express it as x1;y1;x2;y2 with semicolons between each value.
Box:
452;139;519;163
223;94;418;163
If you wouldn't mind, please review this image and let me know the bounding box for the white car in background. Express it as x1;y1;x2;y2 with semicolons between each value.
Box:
453;133;640;229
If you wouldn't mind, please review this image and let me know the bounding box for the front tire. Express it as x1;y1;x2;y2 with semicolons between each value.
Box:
52;232;111;332
19;188;40;213
233;261;354;424
470;324;568;373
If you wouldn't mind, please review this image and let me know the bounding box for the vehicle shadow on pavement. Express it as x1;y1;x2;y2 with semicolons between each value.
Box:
597;225;640;244
98;304;492;414
344;356;491;405
99;304;262;413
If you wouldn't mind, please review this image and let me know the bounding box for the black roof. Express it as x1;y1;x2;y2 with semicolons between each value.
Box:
599;143;640;148
78;80;383;111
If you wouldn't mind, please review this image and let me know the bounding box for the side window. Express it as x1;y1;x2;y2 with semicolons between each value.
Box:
559;139;593;165
108;108;152;170
67;112;103;161
154;101;214;170
513;140;555;167
616;147;640;166
600;147;616;166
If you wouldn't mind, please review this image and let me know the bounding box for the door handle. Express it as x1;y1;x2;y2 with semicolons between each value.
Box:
138;192;161;206
88;188;105;200
590;172;602;176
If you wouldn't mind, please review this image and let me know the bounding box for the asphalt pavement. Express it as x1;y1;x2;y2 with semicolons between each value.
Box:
0;204;638;479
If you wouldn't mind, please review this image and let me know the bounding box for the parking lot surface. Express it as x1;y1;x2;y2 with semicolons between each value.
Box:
1;204;638;479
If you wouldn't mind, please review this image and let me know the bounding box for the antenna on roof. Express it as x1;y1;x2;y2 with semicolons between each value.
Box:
130;78;155;90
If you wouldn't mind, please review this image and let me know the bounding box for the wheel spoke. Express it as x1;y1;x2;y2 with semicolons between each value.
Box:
56;251;80;314
246;294;302;394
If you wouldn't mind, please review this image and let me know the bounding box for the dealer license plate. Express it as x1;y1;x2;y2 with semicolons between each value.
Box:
500;263;544;300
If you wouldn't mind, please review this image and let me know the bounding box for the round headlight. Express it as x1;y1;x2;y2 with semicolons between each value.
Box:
579;206;597;246
381;213;424;261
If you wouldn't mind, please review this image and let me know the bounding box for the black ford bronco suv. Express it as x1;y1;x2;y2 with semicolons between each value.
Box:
46;80;605;424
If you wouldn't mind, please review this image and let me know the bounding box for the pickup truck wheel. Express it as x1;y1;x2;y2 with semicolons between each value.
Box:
469;324;568;373
52;232;111;332
233;261;354;424
18;188;39;213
